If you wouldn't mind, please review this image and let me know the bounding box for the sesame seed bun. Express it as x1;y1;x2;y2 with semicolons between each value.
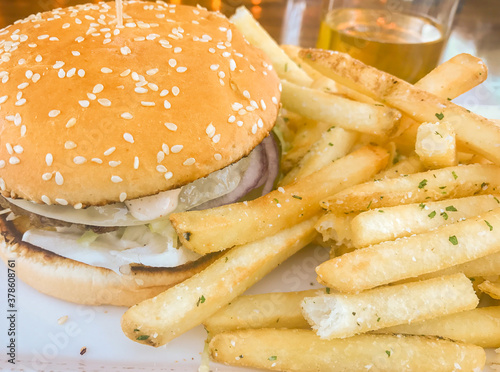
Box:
0;1;280;206
0;215;219;306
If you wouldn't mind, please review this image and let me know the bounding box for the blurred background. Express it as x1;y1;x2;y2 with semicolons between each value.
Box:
0;0;498;105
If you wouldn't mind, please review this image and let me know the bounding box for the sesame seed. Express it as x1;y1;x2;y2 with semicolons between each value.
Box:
210;64;219;71
121;112;133;119
206;123;215;137
171;86;180;96
53;61;65;69
104;147;116;156
232;102;243;111
174;47;182;53
15;99;26;106
243;90;250;98
93;84;104;94
168;59;177;68
101;67;113;74
41;195;51;205
214;153;222;160
87;93;96;100
251;100;259;109
272;97;278;104
208;48;215;53
66;118;77;128
0;96;7;104
74;203;83;209
260;100;267;110
5;143;12;155
228;115;235;123
146;68;159;76
9;157;20;165
109;160;121;167
123;133;134;143
79;100;89;108
13;145;23;154
212;134;221;143
35;55;42;62
75;36;84;43
18;82;29;89
120;192;127;202
111;176;123;183
46;153;53;166
148;83;159;91
42;172;52;181
171;145;183;153
16;92;22;100
222;52;231;58
176;67;187;73
183;158;195;166
165;122;177;131
48;110;60;118
229;59;236;71
164;172;173;180
20;125;26;136
55;172;64;185
156;165;167;173
120;46;131;55
252;124;258;134
163;100;172;109
141;101;155;107
71;51;80;56
78;69;85;77
64;141;77;149
134;156;139;169
0;160;4;168
73;156;86;164
160;89;169;97
135;87;148;94
55;198;68;205
157;151;165;163
120;69;131;77
162;144;169;154
66;68;76;78
98;98;111;107
91;158;103;164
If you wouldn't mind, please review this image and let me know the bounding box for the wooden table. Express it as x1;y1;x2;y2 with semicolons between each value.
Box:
1;0;499;106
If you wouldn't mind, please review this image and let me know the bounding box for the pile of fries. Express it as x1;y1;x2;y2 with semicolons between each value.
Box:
121;7;500;371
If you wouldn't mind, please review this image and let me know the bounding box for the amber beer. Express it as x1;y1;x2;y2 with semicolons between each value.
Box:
317;8;446;83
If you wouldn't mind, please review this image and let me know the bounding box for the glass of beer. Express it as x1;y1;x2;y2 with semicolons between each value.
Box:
316;0;460;83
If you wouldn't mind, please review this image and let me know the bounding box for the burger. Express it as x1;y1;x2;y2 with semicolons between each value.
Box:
0;1;281;306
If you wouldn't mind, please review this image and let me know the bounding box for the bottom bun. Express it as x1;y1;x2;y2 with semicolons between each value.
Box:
0;216;218;307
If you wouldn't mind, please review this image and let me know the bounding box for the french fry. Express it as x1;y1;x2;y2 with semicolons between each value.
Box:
281;80;401;137
394;53;489;138
316;208;500;292
121;217;318;347
315;212;355;247
281;118;330;172
204;289;322;334
374;154;425;179
322;164;500;214
281;44;325;82
379;306;500;348
280;127;359;186
209;329;486;372
350;195;500;248
478;281;500;300
301;273;478;339
415;121;457;169
171;146;389;254
299;49;500;165
230;7;313;87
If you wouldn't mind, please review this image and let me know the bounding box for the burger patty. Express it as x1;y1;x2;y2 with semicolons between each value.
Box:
0;196;118;234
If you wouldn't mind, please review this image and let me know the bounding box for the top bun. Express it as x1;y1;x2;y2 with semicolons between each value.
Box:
0;1;280;206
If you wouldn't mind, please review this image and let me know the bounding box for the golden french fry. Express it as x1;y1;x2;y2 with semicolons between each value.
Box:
121;218;318;347
280;127;358;186
230;7;313;87
204;289;322;334
315;212;355;247
322;164;500;214
316;208;500;292
379;306;500;348
302;273;478;339
351;195;500;248
209;329;486;372
478;280;500;300
281;118;330;172
281;80;401;137
281;44;325;82
299;49;500;164
172;146;389;254
375;155;425;179
415;121;457;169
